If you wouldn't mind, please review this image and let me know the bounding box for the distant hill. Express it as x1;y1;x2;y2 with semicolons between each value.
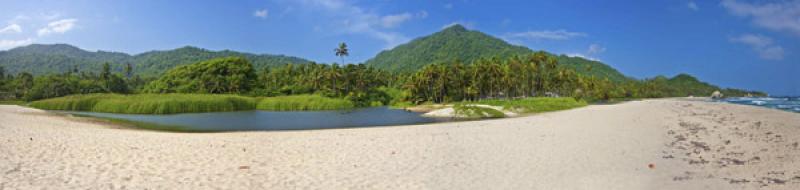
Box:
0;44;312;77
364;24;631;82
664;73;720;96
554;55;632;82
132;46;312;77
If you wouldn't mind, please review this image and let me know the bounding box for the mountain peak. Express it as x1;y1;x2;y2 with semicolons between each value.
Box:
671;73;700;82
12;43;81;51
364;24;532;73
175;46;204;51
441;24;468;33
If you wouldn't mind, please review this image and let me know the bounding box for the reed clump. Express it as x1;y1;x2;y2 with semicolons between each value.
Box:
30;93;256;114
256;94;354;111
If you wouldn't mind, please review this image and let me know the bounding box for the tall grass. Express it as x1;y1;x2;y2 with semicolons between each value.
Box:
30;93;256;114
256;94;354;111
475;97;587;113
0;100;26;105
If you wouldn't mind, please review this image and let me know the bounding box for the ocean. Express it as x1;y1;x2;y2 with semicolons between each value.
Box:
720;97;800;113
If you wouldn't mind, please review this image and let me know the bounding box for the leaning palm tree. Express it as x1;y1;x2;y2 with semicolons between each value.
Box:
334;42;349;64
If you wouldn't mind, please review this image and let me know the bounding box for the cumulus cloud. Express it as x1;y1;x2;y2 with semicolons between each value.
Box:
0;24;22;34
588;44;606;54
687;2;699;11
254;9;269;19
721;0;800;36
37;18;77;36
504;30;587;41
730;33;784;60
0;38;33;50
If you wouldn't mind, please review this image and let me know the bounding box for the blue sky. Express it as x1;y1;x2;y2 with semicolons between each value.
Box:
0;0;798;95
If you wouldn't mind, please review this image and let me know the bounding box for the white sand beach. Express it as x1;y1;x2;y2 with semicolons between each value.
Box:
1;99;799;189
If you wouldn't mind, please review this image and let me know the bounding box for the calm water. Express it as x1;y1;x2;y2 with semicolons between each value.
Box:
720;97;800;113
65;107;448;131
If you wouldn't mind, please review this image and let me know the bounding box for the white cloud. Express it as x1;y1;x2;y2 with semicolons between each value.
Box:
292;0;420;49
0;24;22;34
504;30;587;41
588;44;606;54
687;2;699;11
0;38;33;50
721;0;800;36
379;11;428;28
254;9;269;19
380;13;412;28
37;18;77;36
730;33;784;60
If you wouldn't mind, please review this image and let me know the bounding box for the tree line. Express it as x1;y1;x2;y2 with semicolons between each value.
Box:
0;63;146;101
400;51;764;104
0;52;763;105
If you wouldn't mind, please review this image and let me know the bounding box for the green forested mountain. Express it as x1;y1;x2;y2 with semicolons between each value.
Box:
0;44;130;76
666;74;719;95
0;44;311;77
638;73;764;97
364;24;631;82
554;55;632;82
364;25;530;73
132;46;311;77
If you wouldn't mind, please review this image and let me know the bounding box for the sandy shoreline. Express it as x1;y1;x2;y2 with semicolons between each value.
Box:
1;99;799;189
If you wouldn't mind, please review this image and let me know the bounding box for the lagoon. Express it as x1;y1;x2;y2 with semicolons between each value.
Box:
64;107;448;132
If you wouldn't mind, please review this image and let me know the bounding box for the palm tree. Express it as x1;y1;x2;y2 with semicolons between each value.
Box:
334;42;349;64
328;64;343;96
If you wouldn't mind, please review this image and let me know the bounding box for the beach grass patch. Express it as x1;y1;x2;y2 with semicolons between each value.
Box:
475;97;587;113
256;94;354;111
0;100;26;105
30;93;256;114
